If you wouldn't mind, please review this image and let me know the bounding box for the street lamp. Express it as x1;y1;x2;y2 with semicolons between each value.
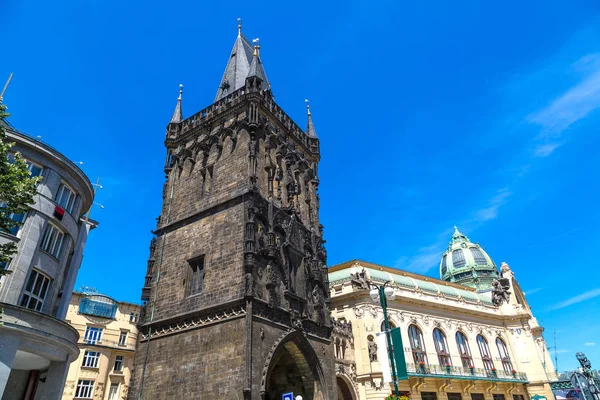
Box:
370;280;400;397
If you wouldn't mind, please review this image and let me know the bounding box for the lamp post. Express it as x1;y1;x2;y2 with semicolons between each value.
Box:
370;280;400;397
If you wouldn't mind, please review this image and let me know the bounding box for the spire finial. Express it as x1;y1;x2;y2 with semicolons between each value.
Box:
454;225;458;233
170;84;184;124
305;99;318;138
237;18;242;37
252;38;260;56
305;99;311;116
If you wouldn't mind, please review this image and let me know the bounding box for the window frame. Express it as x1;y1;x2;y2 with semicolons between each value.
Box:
118;331;128;346
20;269;51;312
477;334;495;371
84;326;103;345
0;201;29;237
456;331;474;368
56;182;77;214
114;355;124;372
82;350;100;368
108;383;120;400
496;337;513;372
452;249;467;268
40;222;65;258
408;324;428;365
75;379;94;399
187;256;205;296
470;247;488;265
433;328;452;366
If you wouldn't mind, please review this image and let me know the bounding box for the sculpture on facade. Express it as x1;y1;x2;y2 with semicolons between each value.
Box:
368;336;378;362
491;277;511;306
350;267;370;291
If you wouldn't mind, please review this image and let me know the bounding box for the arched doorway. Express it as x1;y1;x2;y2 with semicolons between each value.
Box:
263;333;326;400
336;376;355;400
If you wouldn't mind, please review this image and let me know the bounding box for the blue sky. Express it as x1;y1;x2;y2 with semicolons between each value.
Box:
2;0;600;371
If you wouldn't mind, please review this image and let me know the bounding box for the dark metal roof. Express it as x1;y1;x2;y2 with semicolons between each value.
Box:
214;34;256;102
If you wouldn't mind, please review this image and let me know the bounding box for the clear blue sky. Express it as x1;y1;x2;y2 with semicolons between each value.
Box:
2;0;599;371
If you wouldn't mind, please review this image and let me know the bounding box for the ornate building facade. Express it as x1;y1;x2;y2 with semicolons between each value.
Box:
329;228;557;400
128;22;335;400
0;122;97;399
61;291;141;400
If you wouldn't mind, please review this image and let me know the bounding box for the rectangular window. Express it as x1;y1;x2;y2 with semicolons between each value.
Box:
118;331;127;346
493;395;506;400
108;383;119;400
471;395;485;400
422;393;438;400
56;183;76;213
188;256;205;296
84;326;103;345
27;161;43;178
40;223;64;258
20;269;51;312
448;394;462;400
114;355;123;371
75;380;94;398
0;202;28;236
82;351;100;368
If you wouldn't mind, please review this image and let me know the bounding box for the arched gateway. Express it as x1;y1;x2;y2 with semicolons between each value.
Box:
262;331;326;400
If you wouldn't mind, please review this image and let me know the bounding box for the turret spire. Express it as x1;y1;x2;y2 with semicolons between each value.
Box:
305;99;318;138
170;84;183;124
246;38;269;90
237;18;242;37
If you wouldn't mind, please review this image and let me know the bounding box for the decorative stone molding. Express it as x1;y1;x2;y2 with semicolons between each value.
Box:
141;304;246;340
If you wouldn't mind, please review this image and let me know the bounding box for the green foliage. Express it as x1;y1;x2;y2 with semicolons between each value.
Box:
0;101;40;274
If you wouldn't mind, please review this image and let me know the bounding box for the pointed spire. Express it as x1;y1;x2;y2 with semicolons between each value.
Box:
247;38;268;86
215;21;271;101
170;84;183;124
305;99;318;138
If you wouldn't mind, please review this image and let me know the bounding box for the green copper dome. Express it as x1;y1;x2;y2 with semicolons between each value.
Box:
439;226;499;291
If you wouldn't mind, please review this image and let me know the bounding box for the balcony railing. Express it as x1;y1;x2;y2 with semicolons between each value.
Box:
406;363;528;383
81;339;136;351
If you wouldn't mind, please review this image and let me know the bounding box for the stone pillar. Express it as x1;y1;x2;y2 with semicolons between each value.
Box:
56;220;93;320
0;331;21;397
38;357;70;400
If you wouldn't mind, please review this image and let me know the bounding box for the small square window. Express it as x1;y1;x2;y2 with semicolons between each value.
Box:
84;326;103;345
75;380;94;398
82;351;100;368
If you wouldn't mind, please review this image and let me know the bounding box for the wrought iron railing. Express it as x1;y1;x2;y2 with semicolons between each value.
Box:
406;363;528;382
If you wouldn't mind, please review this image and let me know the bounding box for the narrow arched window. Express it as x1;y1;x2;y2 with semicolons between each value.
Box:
477;334;495;371
408;324;428;365
433;328;451;366
456;331;473;368
496;338;513;372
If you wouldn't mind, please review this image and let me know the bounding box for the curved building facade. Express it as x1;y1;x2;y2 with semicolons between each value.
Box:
0;126;97;399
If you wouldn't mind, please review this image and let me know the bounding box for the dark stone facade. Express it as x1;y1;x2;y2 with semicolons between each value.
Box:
128;68;335;399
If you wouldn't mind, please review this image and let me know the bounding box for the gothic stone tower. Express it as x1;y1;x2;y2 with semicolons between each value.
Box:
129;24;335;400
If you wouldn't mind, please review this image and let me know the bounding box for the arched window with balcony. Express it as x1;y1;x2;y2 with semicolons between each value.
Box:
496;337;513;372
456;331;473;368
477;334;495;371
408;324;428;365
433;328;452;366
